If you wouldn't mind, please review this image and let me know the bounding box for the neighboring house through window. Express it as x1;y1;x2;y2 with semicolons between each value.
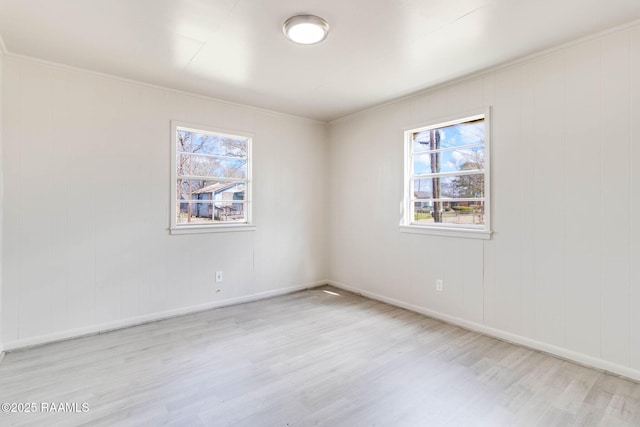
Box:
170;121;253;234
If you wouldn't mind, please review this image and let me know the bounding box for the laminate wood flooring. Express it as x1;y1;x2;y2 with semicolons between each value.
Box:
1;286;639;426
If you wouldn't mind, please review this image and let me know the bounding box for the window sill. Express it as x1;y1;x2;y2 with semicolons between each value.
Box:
399;225;492;240
170;224;256;235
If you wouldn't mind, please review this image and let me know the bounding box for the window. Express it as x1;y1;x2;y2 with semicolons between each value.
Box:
170;121;253;234
402;109;491;239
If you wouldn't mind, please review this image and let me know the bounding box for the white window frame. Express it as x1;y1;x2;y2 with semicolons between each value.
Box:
400;107;492;240
170;120;255;235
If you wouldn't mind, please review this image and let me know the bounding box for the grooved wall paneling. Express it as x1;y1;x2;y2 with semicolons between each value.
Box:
328;22;640;375
1;58;328;346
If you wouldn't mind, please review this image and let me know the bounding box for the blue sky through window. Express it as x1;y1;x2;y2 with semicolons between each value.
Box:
412;119;485;175
177;130;247;158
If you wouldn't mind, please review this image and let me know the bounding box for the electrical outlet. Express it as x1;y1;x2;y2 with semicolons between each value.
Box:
436;279;443;292
215;271;223;283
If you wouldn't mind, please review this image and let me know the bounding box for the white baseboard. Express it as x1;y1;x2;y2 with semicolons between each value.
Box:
2;280;327;352
328;280;640;383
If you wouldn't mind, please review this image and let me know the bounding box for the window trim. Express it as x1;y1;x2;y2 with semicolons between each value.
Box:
401;107;492;239
169;120;254;235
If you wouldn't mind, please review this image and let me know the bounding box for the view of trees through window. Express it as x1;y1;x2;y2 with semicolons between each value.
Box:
175;127;249;225
409;116;486;227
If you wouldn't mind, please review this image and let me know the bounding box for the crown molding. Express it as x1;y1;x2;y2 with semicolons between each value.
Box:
330;17;640;125
2;50;327;125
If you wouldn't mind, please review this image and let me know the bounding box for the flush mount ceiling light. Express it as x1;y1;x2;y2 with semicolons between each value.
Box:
282;15;329;45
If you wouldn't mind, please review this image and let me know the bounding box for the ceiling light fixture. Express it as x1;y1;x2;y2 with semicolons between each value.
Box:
282;15;329;45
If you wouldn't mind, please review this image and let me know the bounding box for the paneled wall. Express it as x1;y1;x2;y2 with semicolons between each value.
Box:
2;19;640;382
1;57;328;348
328;24;640;378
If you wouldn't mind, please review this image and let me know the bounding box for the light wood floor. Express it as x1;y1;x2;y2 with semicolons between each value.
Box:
1;286;640;426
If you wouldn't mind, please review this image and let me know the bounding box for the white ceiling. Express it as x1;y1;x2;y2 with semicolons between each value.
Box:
1;0;639;121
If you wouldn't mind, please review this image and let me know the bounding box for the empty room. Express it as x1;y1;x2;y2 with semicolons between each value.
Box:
1;0;640;425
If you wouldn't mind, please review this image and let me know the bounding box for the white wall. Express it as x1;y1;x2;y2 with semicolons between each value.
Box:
0;47;3;353
328;23;640;379
1;56;328;349
2;20;640;382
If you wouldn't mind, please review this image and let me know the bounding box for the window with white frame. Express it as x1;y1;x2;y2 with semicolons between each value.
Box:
170;122;252;233
403;110;491;237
